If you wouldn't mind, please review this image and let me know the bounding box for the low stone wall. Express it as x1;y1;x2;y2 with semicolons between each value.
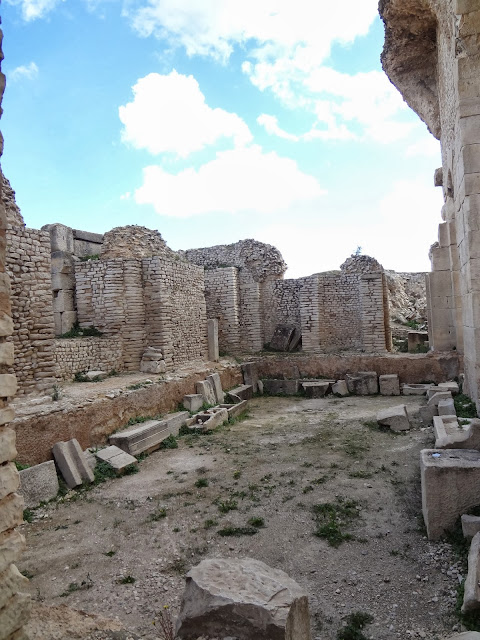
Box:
54;337;124;380
13;364;243;464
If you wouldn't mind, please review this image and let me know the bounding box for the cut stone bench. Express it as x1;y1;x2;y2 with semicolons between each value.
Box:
52;439;95;489
19;461;59;508
301;381;331;398
434;417;480;450
95;445;138;474
227;384;254;401
421;449;480;540
109;411;188;456
262;380;298;396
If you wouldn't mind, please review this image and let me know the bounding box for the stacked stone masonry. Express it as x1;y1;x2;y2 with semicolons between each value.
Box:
54;337;124;380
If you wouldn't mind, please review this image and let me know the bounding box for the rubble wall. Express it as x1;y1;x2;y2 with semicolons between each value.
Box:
5;227;56;395
54;337;124;380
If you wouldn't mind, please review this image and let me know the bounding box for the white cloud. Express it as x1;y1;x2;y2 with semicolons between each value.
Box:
10;62;39;81
134;144;326;217
5;0;64;21
257;114;298;141
119;70;252;157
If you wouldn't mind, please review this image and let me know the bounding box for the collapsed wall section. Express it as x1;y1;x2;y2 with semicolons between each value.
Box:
5;227;56;394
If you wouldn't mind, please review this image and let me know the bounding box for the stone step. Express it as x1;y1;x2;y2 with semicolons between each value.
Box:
95;445;138;474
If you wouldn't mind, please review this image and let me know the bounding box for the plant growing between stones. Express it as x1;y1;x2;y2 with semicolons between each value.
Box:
157;605;176;640
118;575;135;584
454;394;477;419
336;611;373;640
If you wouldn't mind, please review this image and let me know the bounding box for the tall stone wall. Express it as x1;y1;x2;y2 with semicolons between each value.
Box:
262;278;302;346
204;268;241;353
0;24;31;640
5;226;56;395
54;337;124;380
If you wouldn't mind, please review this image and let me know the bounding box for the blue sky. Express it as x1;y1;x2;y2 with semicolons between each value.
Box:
3;0;443;277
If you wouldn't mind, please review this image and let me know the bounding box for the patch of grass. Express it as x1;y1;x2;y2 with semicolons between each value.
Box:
247;516;265;528
79;254;99;261
93;461;117;484
127;381;153;391
195;478;209;488
21;569;34;579
127;415;153;426
204;519;218;529
60;576;93;597
312;496;362;548
217;526;258;537
148;507;167;521
16;461;30;471
23;509;34;523
349;470;373;479
123;463;139;475
337;612;374;640
303;485;314;494
342;434;370;458
159;435;178;450
455;394;477;419
215;497;238;513
228;412;251;425
103;550;116;557
118;575;135;584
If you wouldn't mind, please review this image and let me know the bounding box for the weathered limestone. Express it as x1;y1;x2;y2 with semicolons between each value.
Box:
95;445;138;474
241;361;259;394
419;404;438;426
421;449;480;540
220;400;248;420
377;405;411;432
462;532;480;613
462;514;480;540
346;371;378;395
428;391;453;407
438;381;460;394
332;380;349;396
18;461;59;508
176;557;312;640
207;318;219;362
227;384;254;400
207;373;225;404
140;347;166;374
438;398;456;416
196;379;217;406
301;381;330;398
379;374;400;396
269;325;298;351
434;417;480;449
263;379;299;396
52;439;95;488
183;394;204;413
402;384;433;396
193;408;229;432
110;412;188;455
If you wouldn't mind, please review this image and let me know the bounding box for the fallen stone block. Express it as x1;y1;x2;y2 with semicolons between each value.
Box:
438;398;456;416
220;400;248;420
52;439;95;489
419;404;438;425
421;449;480;540
18;461;59;508
346;371;378;395
110;420;173;456
269;325;298;352
207;373;225;404
402;383;434;396
379;374;400;396
463;532;480;613
428;391;452;407
434;417;480;450
263;379;299;396
83;449;97;471
227;384;254;401
462;515;480;540
439;381;460;395
176;557;312;640
241;362;259;394
194;408;229;432
332;380;349;396
196;379;217;406
376;405;411;432
84;370;108;381
183;394;204;413
95;446;138;474
301;381;330;398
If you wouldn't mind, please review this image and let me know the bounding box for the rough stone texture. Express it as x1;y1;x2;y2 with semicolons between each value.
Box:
446;634;480;640
2;178;24;229
101;225;174;260
207;373;224;404
346;371;379;395
18;461;58;508
332;380;349;396
52;439;95;489
420;404;439;426
196;379;217;406
301;381;330;398
95;445;138;474
221;400;249;420
438;397;456;415
377;405;411;431
54;337;123;380
379;374;400;396
408;331;429;353
463;531;480;613
434;416;480;449
428;391;453;406
263;379;299;396
227;384;254;401
207;318;219;362
176;557;312;640
242;362;259;394
421;449;480;540
386;270;427;326
194;408;229;432
269;325;297;351
183;394;203;413
462;514;480;540
403;384;434;395
109;413;188;456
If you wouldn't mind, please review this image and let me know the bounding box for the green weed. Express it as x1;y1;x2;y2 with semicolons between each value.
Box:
312;496;361;548
337;612;374;640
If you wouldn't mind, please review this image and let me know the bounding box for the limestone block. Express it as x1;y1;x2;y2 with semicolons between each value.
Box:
463;532;480;613
428;391;453;407
0;407;14;427
52;439;95;489
301;381;330;398
0;342;14;366
84;370;108;381
0;463;19;501
332;380;349;396
176;557;312;640
183;394;204;413
61;311;77;335
196;379;217;406
42;223;74;253
0;592;31;639
426;387;446;399
269;325;297;351
95;446;138;474
0;564;28;611
408;331;429;353
434;417;480;450
456;0;479;13
462;515;480;540
207;319;219;362
0;428;17;465
220;400;248;420
51;271;75;292
438;398;456;416
140;359;166;374
346;372;378;395
0;529;26;574
165;411;189;435
0;493;24;535
0;312;13;337
445;634;480;640
379;374;400;396
53;312;62;336
241;362;259;393
377;405;411;432
109;416;185;456
439;381;460;394
53;289;74;313
0;374;17;398
421;449;480;540
194;408;229;432
207;373;224;403
263;380;298;396
18;461;59;508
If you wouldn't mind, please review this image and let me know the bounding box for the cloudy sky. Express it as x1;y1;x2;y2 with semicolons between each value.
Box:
3;0;443;277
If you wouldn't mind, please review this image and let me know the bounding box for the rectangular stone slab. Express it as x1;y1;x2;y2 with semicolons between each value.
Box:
227;384;254;400
196;379;217;406
269;325;296;351
109;419;177;456
19;461;59;508
301;381;330;398
263;379;299;396
52;439;94;489
220;400;248;420
207;373;225;404
95;445;138;474
421;448;480;540
183;394;204;413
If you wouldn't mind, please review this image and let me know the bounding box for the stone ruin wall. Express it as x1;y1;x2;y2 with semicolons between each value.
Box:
262;278;302;346
54;337;123;381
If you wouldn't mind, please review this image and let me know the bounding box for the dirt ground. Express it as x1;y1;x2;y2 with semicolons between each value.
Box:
20;393;468;639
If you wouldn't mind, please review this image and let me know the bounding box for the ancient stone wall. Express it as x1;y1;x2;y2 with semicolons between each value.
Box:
5;226;56;395
54;337;124;380
204;268;241;353
262;278;302;345
0;24;31;640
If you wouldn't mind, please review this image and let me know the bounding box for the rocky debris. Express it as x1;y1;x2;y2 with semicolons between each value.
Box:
101;225;178;260
52;439;95;489
1;174;25;228
84;371;108;381
175;557;312;640
377;405;411;432
140;347;166;375
18;461;59;508
386;271;427;326
340;254;384;274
